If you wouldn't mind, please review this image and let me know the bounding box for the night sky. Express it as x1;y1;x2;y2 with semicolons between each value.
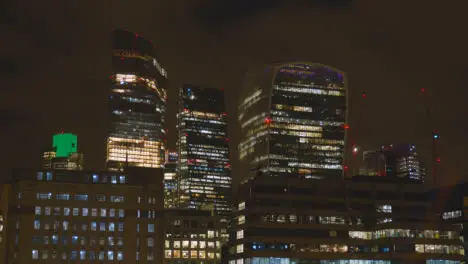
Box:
2;0;468;186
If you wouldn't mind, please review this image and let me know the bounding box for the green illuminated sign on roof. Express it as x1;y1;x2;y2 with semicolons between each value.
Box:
53;133;77;157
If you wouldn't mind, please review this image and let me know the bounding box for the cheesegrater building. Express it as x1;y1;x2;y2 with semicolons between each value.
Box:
176;85;231;217
238;63;348;181
107;29;168;171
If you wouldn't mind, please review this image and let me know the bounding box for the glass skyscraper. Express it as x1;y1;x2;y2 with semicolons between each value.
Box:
360;144;426;182
176;85;231;216
238;63;347;181
107;29;168;170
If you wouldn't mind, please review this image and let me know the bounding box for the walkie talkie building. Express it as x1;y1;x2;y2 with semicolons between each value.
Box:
107;29;168;170
238;63;348;181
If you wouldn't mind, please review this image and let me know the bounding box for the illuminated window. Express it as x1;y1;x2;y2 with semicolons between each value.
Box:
199;251;206;259
182;240;189;248
174;241;181;248
33;220;40;230
238;215;245;225
100;209;107;217
238;202;245;210
147;252;154;260
107;251;114;260
32;250;39;260
111;196;124;203
148;224;154;233
237;230;244;239
82;208;88;216
165;250;172;258
190;241;198;248
207;230;215;238
182;251;189;259
75;194;88;201
35;206;41;215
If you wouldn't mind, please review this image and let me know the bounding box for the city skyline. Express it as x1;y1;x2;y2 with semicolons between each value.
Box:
2;1;467;186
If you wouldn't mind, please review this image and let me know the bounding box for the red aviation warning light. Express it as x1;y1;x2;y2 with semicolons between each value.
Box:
361;92;367;99
344;165;349;171
264;117;272;124
343;124;350;130
421;88;426;93
436;157;441;164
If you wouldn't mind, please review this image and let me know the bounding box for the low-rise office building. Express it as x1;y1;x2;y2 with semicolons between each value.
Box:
0;167;164;264
228;176;464;264
164;209;223;264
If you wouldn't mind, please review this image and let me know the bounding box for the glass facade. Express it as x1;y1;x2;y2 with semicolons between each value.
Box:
107;29;168;170
164;150;178;208
360;144;426;182
238;63;347;180
176;85;231;215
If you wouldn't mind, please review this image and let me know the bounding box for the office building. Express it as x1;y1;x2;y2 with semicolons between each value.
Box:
228;175;464;264
430;182;468;263
164;150;178;208
238;63;347;181
360;144;426;182
42;133;84;171
0;167;164;264
164;209;223;264
107;29;168;170
176;85;231;216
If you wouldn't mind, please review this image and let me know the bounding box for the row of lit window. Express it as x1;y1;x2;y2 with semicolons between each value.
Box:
35;207;125;218
165;240;219;249
32;235;124;246
33;220;125;232
32;249;123;260
274;84;345;96
36;193;124;202
231;258;393;264
165;250;219;259
270;112;344;126
235;243;464;255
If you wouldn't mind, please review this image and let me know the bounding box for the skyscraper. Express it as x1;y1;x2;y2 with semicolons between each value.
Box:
238;62;347;181
176;85;231;216
107;29;168;171
360;144;426;182
164;150;178;208
42;132;84;171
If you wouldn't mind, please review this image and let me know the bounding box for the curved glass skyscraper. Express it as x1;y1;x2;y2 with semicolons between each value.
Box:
238;63;347;180
107;30;168;170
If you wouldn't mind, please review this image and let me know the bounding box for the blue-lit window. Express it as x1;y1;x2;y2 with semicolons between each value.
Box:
75;194;88;201
118;223;124;232
46;172;52;181
111;176;118;184
37;172;43;181
70;251;77;260
119;176;126;184
72;236;78;245
56;193;70;200
148;224;154;233
52;235;58;244
92;174;99;183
